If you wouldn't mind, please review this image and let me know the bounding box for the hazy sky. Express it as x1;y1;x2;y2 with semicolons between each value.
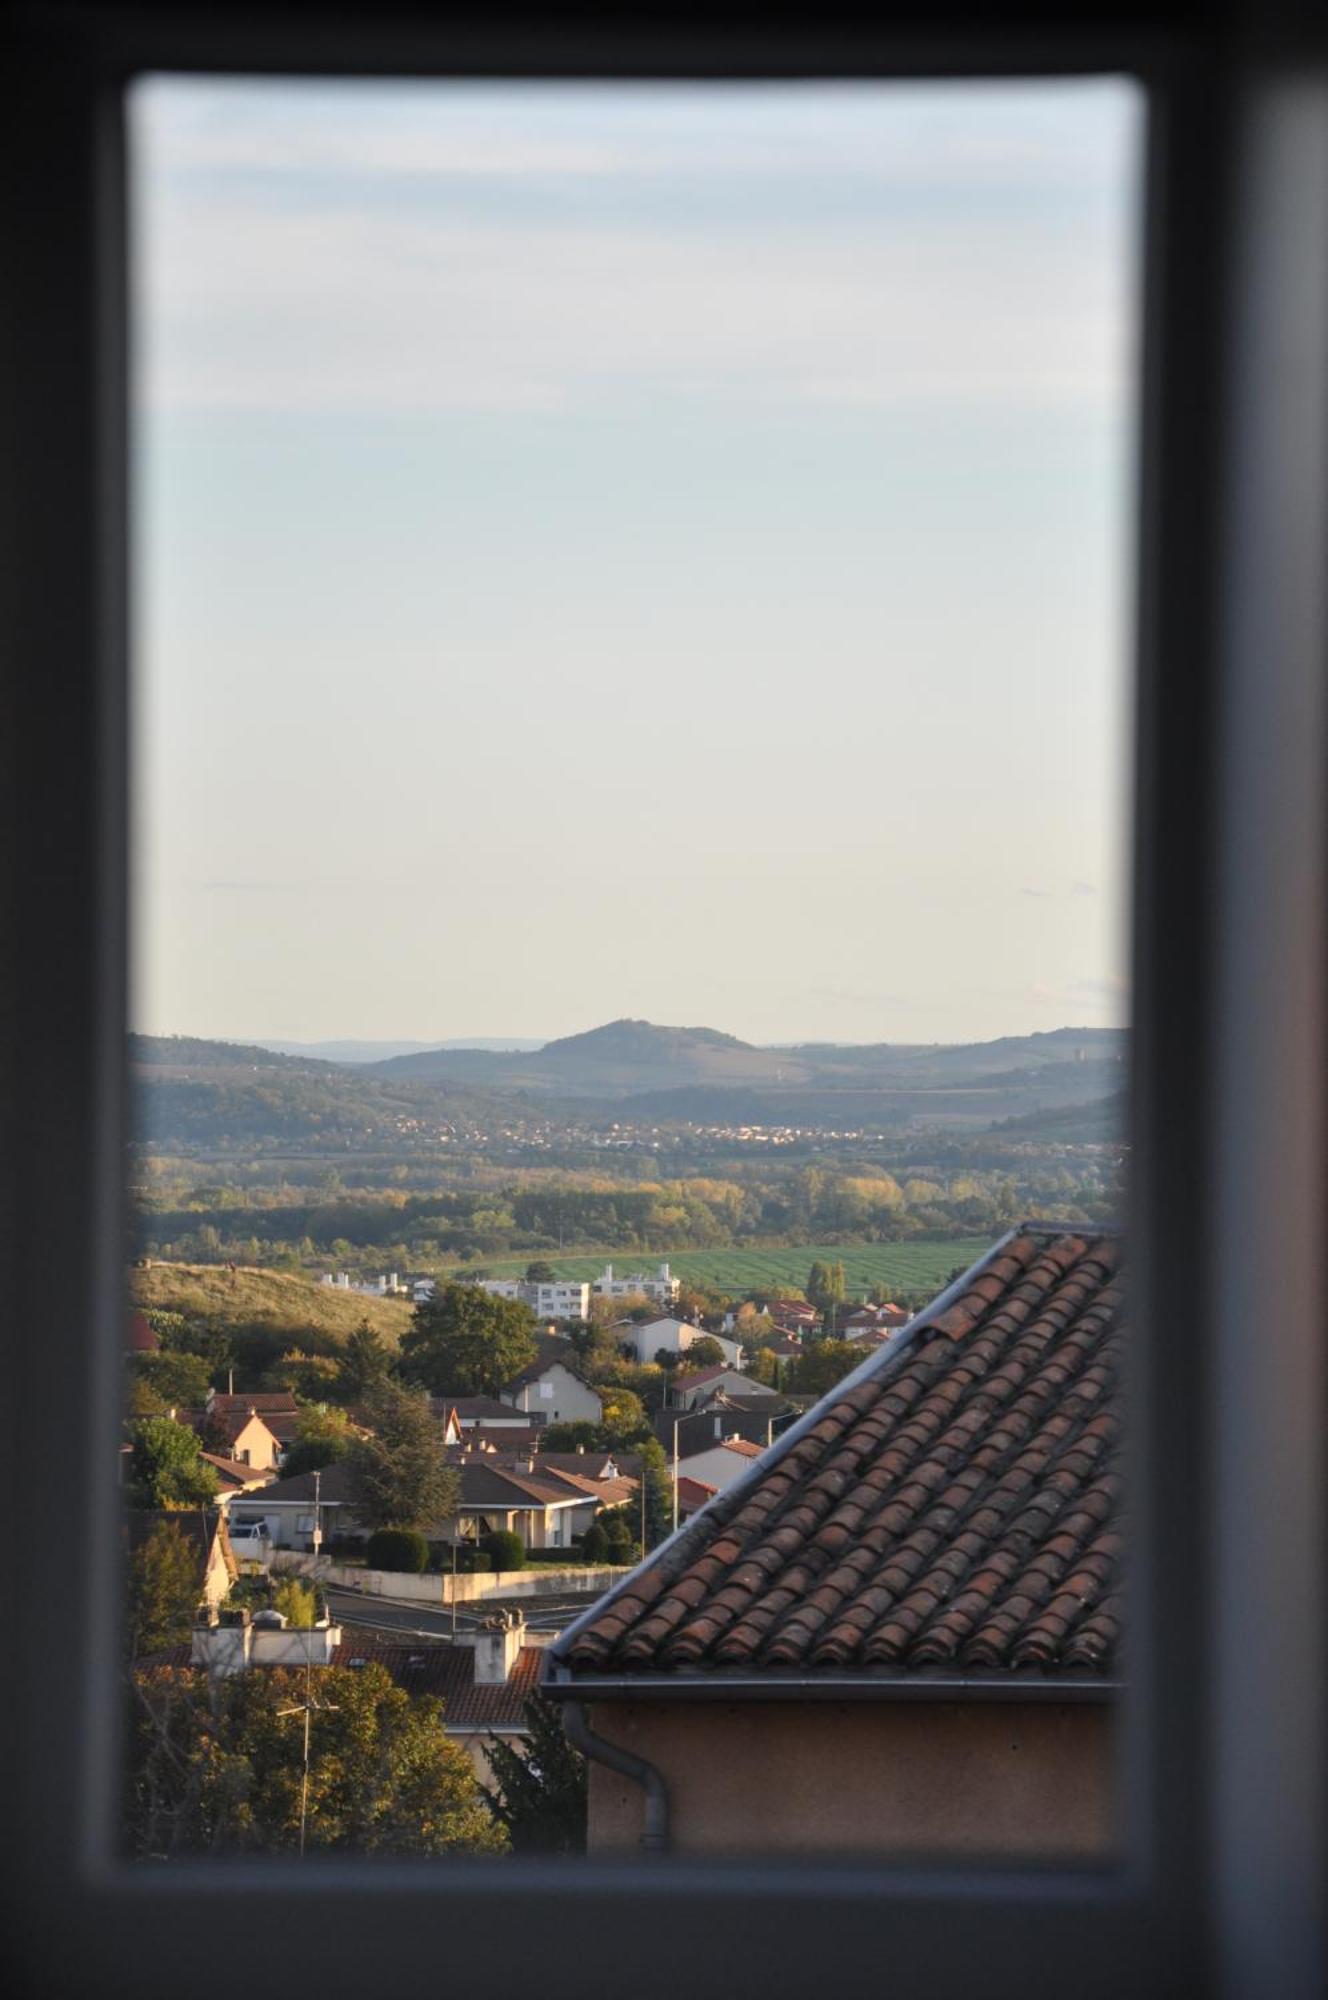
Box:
132;77;1140;1047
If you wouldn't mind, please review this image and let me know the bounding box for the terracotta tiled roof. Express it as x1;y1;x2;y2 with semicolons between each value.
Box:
209;1391;299;1414
430;1395;542;1423
332;1632;541;1729
138;1632;541;1732
126;1310;159;1353
200;1451;274;1489
551;1230;1122;1685
676;1476;720;1516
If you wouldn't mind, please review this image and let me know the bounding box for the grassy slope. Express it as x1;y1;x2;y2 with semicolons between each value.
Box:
130;1262;413;1347
467;1239;1000;1298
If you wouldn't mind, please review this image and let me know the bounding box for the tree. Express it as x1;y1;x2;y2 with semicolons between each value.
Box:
127;1417;220;1509
125;1661;507;1858
580;1522;609;1562
638;1437;674;1548
539;1419;605;1453
263;1349;340;1401
399;1284;537;1398
792;1341;862;1398
336;1318;392;1403
346;1384;459;1531
480;1691;587;1853
272;1577;319;1628
127;1374;170;1419
806;1260;847;1315
152;1311;233;1380
682;1337;727;1371
598;1387;649;1449
127;1349;213;1411
748;1347;781;1388
595;1505;639;1564
279;1404;352;1482
524;1259;558;1284
125;1519;201;1658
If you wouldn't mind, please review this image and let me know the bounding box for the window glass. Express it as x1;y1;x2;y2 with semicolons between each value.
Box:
126;75;1139;1868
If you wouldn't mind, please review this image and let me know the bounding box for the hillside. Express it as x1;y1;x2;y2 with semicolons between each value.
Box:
130;1261;412;1347
130;1033;541;1148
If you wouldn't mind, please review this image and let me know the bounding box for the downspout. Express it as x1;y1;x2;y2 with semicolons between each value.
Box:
561;1699;670;1853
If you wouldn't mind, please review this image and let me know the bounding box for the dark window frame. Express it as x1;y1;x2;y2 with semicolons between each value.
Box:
2;7;1323;1997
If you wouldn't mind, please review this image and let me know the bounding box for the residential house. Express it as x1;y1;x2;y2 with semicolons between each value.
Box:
228;1461;357;1550
667;1366;782;1411
463;1422;546;1454
653;1398;793;1461
429;1395;541;1432
205;1389;302;1458
440;1460;599;1551
532;1448;622;1482
674;1476;719;1522
180;1404;285;1473
233;1455;600;1554
181;1609;541;1784
617;1317;742;1368
500;1346;603;1426
545;1227;1121;1862
671;1436;765;1493
840;1303;911;1343
199;1450;277;1496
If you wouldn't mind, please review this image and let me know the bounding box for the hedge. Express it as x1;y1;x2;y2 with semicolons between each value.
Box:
365;1527;429;1574
481;1529;525;1572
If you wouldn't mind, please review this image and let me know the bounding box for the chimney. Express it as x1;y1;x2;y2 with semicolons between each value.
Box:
473;1610;525;1685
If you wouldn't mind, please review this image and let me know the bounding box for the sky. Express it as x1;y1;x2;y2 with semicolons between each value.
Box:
131;76;1140;1048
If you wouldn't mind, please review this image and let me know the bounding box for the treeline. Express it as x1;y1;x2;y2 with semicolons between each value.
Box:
134;1160;1120;1269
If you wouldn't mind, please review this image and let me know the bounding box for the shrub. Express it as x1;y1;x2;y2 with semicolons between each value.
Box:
366;1527;429;1574
580;1523;608;1563
482;1529;525;1573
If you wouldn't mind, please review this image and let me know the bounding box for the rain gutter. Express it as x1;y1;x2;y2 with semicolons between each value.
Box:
560;1698;670;1852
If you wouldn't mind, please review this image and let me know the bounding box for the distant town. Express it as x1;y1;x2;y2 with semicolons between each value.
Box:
123;1017;1125;1862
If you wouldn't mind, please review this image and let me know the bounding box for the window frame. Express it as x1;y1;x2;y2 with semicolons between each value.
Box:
1;6;1323;1997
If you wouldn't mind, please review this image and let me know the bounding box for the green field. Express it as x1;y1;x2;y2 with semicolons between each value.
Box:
470;1238;999;1300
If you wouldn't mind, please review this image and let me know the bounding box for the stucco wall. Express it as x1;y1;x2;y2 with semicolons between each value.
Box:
583;1699;1116;1862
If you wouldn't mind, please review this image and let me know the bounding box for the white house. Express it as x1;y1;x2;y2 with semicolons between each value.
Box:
674;1436;767;1492
617;1316;742;1367
591;1262;681;1306
500;1351;603;1426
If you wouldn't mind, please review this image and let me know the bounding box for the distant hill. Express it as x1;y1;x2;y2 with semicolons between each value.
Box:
367;1017;1126;1109
129;1022;1127;1147
369;1017;805;1093
990;1092;1127;1144
257;1037;546;1063
129;1033;538;1148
